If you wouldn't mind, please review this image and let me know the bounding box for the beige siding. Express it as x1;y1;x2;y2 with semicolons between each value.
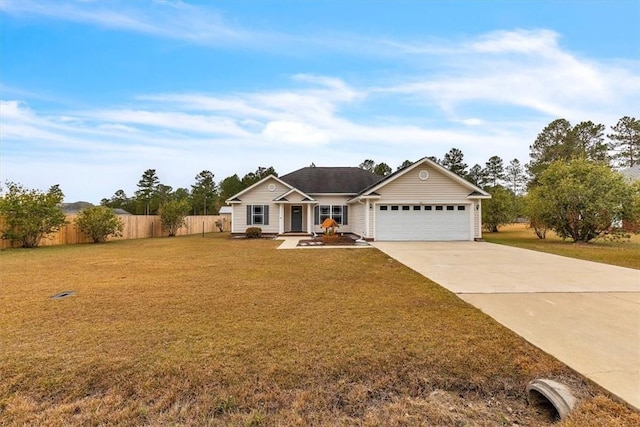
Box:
348;201;367;237
376;165;471;203
231;178;289;233
369;164;482;240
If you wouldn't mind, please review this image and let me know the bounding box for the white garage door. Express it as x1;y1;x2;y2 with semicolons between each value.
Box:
375;204;471;241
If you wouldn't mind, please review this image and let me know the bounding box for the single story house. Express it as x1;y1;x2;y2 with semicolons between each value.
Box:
226;157;491;241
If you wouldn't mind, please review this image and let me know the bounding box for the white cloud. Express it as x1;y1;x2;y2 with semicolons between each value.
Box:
262;120;329;145
381;29;640;123
0;0;280;47
2;25;638;202
467;29;560;54
85;109;252;137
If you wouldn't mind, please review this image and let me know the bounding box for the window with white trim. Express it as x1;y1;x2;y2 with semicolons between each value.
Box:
314;205;348;225
332;205;343;224
246;205;269;225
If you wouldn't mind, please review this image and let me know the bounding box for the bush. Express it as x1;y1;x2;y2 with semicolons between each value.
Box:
245;227;262;238
525;160;640;242
159;199;191;237
0;182;67;248
482;185;516;232
75;206;124;243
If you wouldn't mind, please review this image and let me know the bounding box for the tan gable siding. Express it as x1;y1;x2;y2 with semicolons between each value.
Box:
369;164;482;240
376;165;471;203
231;178;289;233
281;193;307;203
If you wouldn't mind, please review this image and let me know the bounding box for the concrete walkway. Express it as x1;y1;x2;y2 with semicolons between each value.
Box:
275;236;373;250
372;241;640;410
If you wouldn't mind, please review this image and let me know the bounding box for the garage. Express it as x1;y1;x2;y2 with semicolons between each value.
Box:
375;204;471;241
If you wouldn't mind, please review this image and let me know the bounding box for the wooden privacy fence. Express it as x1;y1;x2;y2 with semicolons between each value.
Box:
0;215;231;249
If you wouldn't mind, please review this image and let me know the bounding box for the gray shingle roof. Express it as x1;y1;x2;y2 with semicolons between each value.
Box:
279;167;383;194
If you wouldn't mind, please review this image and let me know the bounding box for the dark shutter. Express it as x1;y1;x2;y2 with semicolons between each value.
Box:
314;206;319;225
263;205;269;225
246;205;252;225
343;205;348;225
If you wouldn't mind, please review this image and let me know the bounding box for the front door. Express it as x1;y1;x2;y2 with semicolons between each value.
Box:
291;206;303;232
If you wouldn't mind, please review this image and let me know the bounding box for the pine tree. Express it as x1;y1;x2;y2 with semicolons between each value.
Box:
135;169;160;215
483;155;505;187
608;116;640;168
191;170;217;215
441;148;468;177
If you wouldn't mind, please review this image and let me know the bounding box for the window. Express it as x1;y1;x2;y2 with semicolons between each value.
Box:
402;205;410;211
413;205;421;211
320;205;331;223
457;205;466;211
380;205;388;211
314;205;348;225
425;206;432;211
332;205;343;224
246;205;269;225
447;205;454;211
391;205;399;211
253;205;263;223
435;205;443;211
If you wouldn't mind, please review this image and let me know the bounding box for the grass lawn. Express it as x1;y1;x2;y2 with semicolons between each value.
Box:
483;224;640;270
1;234;638;426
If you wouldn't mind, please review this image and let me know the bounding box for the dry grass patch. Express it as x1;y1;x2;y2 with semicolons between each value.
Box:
484;223;640;269
1;234;638;426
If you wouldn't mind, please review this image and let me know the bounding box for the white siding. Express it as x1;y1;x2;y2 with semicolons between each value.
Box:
348;201;367;238
368;202;375;238
231;178;289;233
474;202;481;238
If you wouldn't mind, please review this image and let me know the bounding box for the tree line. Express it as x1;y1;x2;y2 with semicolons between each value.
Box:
1;116;638;246
356;116;640;242
101;166;277;216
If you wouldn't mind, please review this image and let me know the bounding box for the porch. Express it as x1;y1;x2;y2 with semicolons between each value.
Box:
275;202;317;235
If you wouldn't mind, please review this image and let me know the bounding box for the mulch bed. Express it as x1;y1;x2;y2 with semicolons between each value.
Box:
298;235;367;247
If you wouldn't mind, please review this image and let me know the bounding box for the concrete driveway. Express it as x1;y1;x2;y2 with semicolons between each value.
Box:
372;241;640;410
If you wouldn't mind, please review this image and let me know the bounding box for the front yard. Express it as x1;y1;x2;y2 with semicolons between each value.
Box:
1;234;637;426
483;223;640;270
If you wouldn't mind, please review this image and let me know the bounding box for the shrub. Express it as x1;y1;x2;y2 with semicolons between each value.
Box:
159;199;191;237
526;160;639;242
75;206;124;243
0;182;67;248
482;185;516;232
245;227;262;238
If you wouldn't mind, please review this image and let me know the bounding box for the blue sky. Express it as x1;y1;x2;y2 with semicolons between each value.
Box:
1;0;639;203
